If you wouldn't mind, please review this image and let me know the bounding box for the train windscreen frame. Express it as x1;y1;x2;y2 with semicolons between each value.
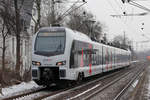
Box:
34;31;66;56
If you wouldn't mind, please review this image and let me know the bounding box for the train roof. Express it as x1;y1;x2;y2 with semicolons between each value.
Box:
38;27;130;52
39;27;66;32
39;27;92;42
68;29;92;42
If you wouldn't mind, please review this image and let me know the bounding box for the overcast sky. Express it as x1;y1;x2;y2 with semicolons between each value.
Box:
81;0;150;51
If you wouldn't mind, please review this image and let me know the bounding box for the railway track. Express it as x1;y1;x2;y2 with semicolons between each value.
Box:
10;65;131;100
41;62;140;100
1;87;45;100
2;61;143;100
82;62;146;100
34;68;129;100
113;63;147;100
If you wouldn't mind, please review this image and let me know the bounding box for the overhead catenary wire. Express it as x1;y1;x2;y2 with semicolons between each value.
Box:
106;0;121;15
108;0;130;24
60;2;87;24
129;1;150;12
114;0;124;12
110;0;128;25
111;15;150;48
106;0;150;51
122;1;150;41
111;12;148;17
58;0;80;19
108;1;150;41
115;0;131;23
107;0;130;31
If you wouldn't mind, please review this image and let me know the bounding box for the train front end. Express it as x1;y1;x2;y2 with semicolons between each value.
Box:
31;27;68;86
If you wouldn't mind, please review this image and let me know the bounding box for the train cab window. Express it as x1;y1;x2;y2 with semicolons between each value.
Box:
35;31;66;56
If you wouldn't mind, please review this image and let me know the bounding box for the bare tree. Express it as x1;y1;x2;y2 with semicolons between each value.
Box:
67;7;86;32
0;0;13;85
32;0;41;33
0;21;9;85
0;0;26;78
13;0;23;77
40;0;67;26
67;8;103;40
92;21;103;40
112;35;131;49
30;0;66;33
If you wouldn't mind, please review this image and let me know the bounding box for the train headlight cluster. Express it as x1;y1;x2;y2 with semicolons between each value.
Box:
56;61;66;66
32;61;41;66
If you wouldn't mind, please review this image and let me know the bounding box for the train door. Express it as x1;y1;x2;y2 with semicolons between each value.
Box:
113;48;115;69
70;41;75;68
103;46;109;72
99;45;103;68
102;46;105;72
114;48;117;69
106;47;109;71
109;48;113;70
116;49;119;69
102;46;103;72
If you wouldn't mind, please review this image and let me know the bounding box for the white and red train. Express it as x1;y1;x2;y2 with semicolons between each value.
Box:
32;27;131;86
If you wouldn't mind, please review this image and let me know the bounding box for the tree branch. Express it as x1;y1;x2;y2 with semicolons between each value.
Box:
19;0;25;10
27;12;37;24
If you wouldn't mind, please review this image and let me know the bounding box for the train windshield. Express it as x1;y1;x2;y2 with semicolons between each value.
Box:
35;31;66;56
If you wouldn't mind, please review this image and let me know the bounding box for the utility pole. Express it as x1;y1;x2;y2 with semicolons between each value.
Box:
123;31;126;48
90;19;95;39
84;19;95;39
136;42;138;52
103;33;107;43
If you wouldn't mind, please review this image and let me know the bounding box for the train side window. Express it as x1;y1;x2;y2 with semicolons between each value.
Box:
72;40;90;67
70;41;75;68
73;40;79;68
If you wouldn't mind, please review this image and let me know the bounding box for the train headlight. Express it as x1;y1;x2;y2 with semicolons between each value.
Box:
56;61;66;66
32;61;41;66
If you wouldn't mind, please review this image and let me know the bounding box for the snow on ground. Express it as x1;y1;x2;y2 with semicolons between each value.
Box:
0;81;39;98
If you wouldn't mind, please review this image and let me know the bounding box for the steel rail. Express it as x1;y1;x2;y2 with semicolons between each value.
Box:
35;66;134;100
82;63;143;100
2;87;45;100
113;65;146;100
